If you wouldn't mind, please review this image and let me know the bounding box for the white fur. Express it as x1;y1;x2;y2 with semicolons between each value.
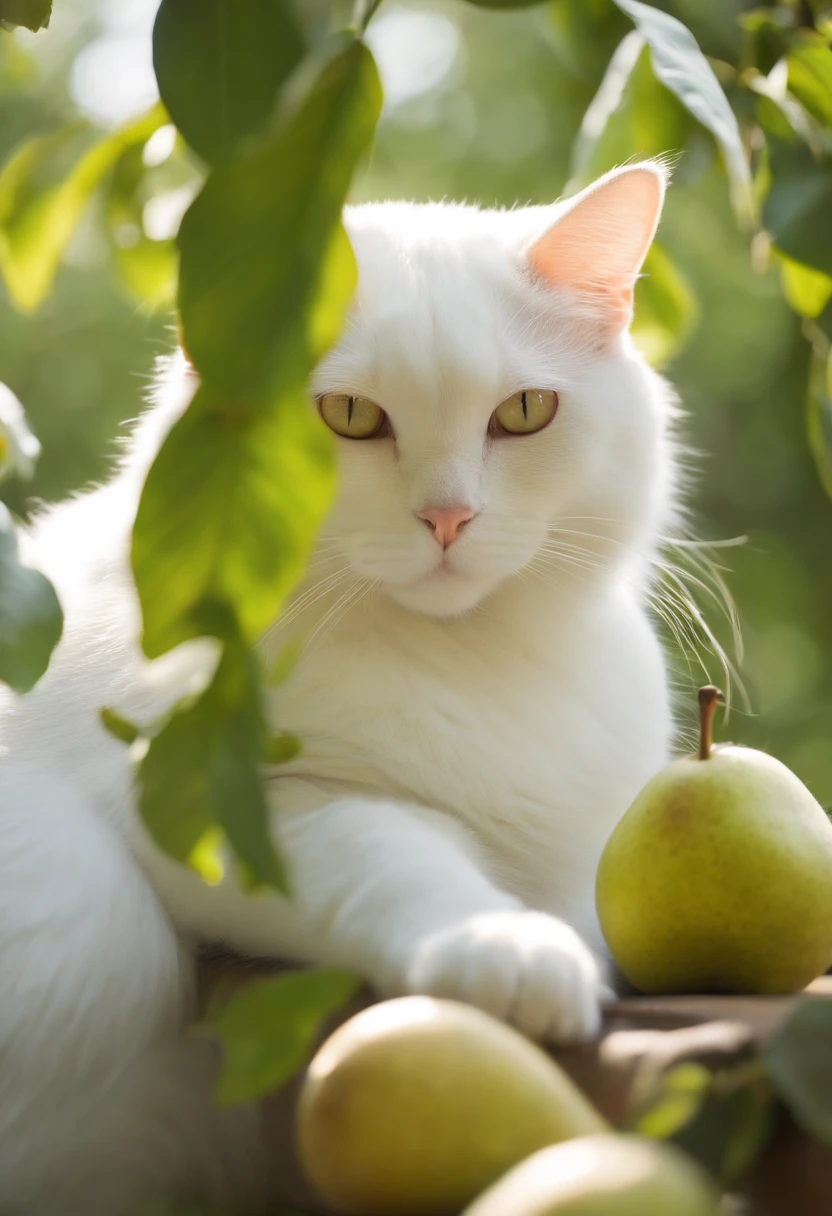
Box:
0;165;676;1212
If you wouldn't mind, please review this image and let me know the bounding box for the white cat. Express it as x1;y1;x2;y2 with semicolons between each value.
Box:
0;162;677;1213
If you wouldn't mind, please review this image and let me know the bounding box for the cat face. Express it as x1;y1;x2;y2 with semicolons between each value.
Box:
311;164;674;619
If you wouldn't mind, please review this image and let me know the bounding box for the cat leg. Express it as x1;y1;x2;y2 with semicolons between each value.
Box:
0;766;269;1216
269;780;606;1042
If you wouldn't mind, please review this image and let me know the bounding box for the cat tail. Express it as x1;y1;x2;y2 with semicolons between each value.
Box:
0;764;269;1215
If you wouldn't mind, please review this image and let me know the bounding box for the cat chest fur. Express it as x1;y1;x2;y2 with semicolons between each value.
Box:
267;575;672;926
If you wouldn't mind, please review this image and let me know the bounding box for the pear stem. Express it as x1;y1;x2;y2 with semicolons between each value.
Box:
698;685;723;760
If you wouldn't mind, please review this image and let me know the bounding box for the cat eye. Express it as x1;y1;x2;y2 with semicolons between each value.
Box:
490;389;558;436
318;392;389;440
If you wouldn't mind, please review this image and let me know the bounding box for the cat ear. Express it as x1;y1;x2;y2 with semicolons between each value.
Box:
528;162;667;334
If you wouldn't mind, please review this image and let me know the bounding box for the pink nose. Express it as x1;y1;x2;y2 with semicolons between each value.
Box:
417;506;476;548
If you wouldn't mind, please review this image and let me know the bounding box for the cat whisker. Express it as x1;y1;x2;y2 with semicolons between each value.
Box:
647;554;748;714
553;514;636;530
548;516;746;711
525;557;601;610
664;534;747;551
528;552;601;585
301;582;362;653
666;548;744;664
649;591;701;661
535;544;607;573
302;551;347;573
266;568;355;639
533;526;747;713
538;540;607;563
548;527;630;549
303;577;376;654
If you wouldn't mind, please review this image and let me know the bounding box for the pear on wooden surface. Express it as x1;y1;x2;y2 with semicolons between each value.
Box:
461;1134;723;1216
596;686;832;994
296;995;607;1216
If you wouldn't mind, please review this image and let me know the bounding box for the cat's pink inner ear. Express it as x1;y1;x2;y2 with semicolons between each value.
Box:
528;165;665;333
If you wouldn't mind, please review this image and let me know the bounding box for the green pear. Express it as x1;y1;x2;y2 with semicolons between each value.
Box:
596;686;832;994
461;1134;723;1216
296;996;607;1215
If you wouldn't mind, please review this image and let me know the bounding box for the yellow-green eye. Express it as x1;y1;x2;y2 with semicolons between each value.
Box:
491;389;558;436
318;393;388;439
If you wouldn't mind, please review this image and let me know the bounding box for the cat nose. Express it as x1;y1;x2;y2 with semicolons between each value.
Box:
417;506;477;548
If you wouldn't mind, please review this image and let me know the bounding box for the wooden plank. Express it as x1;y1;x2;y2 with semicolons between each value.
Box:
603;975;832;1038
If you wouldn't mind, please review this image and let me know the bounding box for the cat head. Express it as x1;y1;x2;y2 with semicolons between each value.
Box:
312;162;676;619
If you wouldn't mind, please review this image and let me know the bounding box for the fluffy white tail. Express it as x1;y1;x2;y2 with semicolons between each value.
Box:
0;765;267;1215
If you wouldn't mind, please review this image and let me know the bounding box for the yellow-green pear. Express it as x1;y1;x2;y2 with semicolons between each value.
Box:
296;996;607;1215
462;1134;723;1216
596;686;832;994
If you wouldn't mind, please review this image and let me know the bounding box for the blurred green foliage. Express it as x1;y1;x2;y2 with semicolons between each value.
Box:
204;969;359;1105
0;499;61;689
0;0;830;804
632;995;832;1185
0;0;51;32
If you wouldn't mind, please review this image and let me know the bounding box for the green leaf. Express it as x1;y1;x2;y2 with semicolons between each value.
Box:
634;1062;711;1139
777;253;832;320
132;384;334;659
719;1084;775;1185
0;502;62;693
764;134;832;276
106;140;177;311
570;35;691;189
635;1058;774;1186
817;296;832;345
213;665;285;892
0;0;51;31
205;969;359;1104
177;36;382;403
765;997;832;1145
266;635;303;685
632;242;699;367
152;0;305;166
754;93;798;144
99;706;140;746
266;732;302;765
133;38;381;891
139;667;223;865
112;231;177;311
672;1075;774;1186
549;0;631;83
139;628;287;889
133;39;380;659
187;827;225;886
787;35;832;129
0;104;166;311
612;0;752;218
806;343;832;501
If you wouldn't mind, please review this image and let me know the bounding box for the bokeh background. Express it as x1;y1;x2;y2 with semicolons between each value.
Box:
1;0;830;800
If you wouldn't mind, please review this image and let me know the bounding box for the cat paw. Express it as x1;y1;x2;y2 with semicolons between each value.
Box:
406;910;606;1043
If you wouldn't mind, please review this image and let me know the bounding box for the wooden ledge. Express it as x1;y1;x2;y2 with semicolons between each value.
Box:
196;954;832;1215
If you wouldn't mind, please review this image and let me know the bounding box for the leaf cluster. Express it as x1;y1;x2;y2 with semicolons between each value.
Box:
633;996;832;1194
